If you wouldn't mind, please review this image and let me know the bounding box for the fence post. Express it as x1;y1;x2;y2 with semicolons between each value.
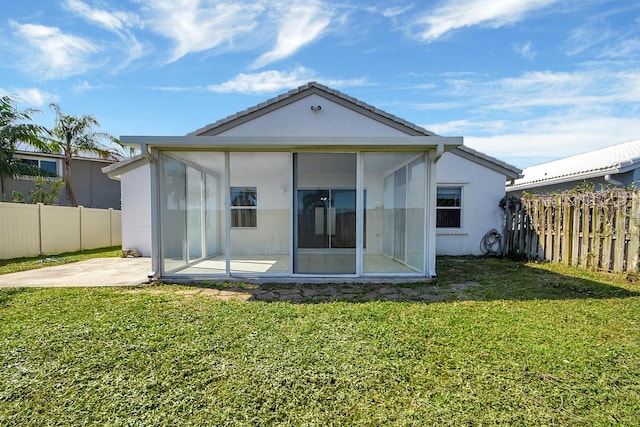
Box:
601;199;614;271
613;196;627;272
562;197;572;265
37;203;44;256
109;208;113;247
79;205;84;251
571;197;581;266
580;198;591;268
503;200;512;256
628;192;640;273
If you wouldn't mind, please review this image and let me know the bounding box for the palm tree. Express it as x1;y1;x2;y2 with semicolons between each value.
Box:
0;95;50;201
49;103;119;207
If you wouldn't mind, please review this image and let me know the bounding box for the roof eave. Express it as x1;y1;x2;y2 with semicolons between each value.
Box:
120;135;462;151
506;167;621;191
102;154;147;180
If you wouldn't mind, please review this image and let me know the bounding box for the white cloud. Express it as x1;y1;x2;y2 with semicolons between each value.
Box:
252;2;332;69
382;5;414;19
566;23;616;56
413;66;640;167
207;68;318;94
602;38;640;59
73;80;113;92
512;41;536;60
10;21;101;79
414;0;558;42
207;68;367;94
464;115;640;168
0;87;59;106
437;69;640;112
63;0;139;31
139;0;264;63
64;0;144;69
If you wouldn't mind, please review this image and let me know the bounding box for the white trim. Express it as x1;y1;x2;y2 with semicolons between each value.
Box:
435;185;464;230
150;147;160;278
356;152;363;276
121;135;462;150
224;152;231;277
426;150;439;277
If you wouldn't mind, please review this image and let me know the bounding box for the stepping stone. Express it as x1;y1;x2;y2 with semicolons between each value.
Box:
339;286;362;294
276;288;302;296
398;288;420;297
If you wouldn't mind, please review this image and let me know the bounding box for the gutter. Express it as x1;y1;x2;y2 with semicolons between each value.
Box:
604;174;624;187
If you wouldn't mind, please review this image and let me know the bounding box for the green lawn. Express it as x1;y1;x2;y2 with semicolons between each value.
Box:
0;246;121;275
1;257;639;425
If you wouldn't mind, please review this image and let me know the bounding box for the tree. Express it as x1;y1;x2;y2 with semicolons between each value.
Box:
0;95;50;201
49;103;119;207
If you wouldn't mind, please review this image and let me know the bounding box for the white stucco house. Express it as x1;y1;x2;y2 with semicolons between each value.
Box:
104;82;520;281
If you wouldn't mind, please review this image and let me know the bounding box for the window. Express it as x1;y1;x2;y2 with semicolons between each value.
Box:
230;187;257;228
436;187;461;228
20;158;59;176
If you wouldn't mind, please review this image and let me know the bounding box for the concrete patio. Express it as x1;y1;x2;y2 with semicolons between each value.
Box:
0;257;152;288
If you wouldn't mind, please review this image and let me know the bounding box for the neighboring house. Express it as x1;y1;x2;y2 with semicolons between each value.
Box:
5;151;121;209
506;139;640;196
104;82;519;281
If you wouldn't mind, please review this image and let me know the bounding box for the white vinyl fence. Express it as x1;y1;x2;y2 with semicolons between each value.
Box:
0;202;121;259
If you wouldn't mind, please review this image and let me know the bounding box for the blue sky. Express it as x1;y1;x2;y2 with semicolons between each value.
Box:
2;0;640;168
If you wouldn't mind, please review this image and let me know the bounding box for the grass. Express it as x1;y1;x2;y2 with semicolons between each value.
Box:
0;246;121;275
1;257;639;425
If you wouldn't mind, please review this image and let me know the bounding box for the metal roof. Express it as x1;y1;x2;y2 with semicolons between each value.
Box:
507;139;640;190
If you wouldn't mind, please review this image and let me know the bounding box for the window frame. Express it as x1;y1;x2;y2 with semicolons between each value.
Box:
230;186;257;228
436;186;463;229
16;155;62;179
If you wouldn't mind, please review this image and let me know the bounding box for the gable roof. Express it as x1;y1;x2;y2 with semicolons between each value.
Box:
108;82;518;180
507;139;640;190
189;81;437;137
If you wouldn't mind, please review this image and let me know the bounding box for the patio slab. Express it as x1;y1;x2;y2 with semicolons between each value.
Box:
0;258;152;288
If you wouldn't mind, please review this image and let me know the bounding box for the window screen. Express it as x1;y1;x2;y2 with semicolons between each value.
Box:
436;187;461;228
230;187;257;227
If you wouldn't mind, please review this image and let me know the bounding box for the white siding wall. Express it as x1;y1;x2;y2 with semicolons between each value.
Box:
435;152;506;255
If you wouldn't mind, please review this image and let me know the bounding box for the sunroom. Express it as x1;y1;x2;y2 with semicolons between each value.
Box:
123;137;461;281
118;83;463;281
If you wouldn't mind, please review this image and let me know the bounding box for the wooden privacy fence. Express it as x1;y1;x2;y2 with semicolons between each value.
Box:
0;202;122;259
503;190;640;273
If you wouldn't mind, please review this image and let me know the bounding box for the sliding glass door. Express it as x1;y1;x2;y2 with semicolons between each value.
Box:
294;153;357;274
297;189;356;249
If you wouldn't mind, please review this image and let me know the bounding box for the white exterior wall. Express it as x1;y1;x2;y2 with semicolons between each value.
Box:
229;153;290;255
435;152;506;255
219;94;408;138
120;163;152;256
